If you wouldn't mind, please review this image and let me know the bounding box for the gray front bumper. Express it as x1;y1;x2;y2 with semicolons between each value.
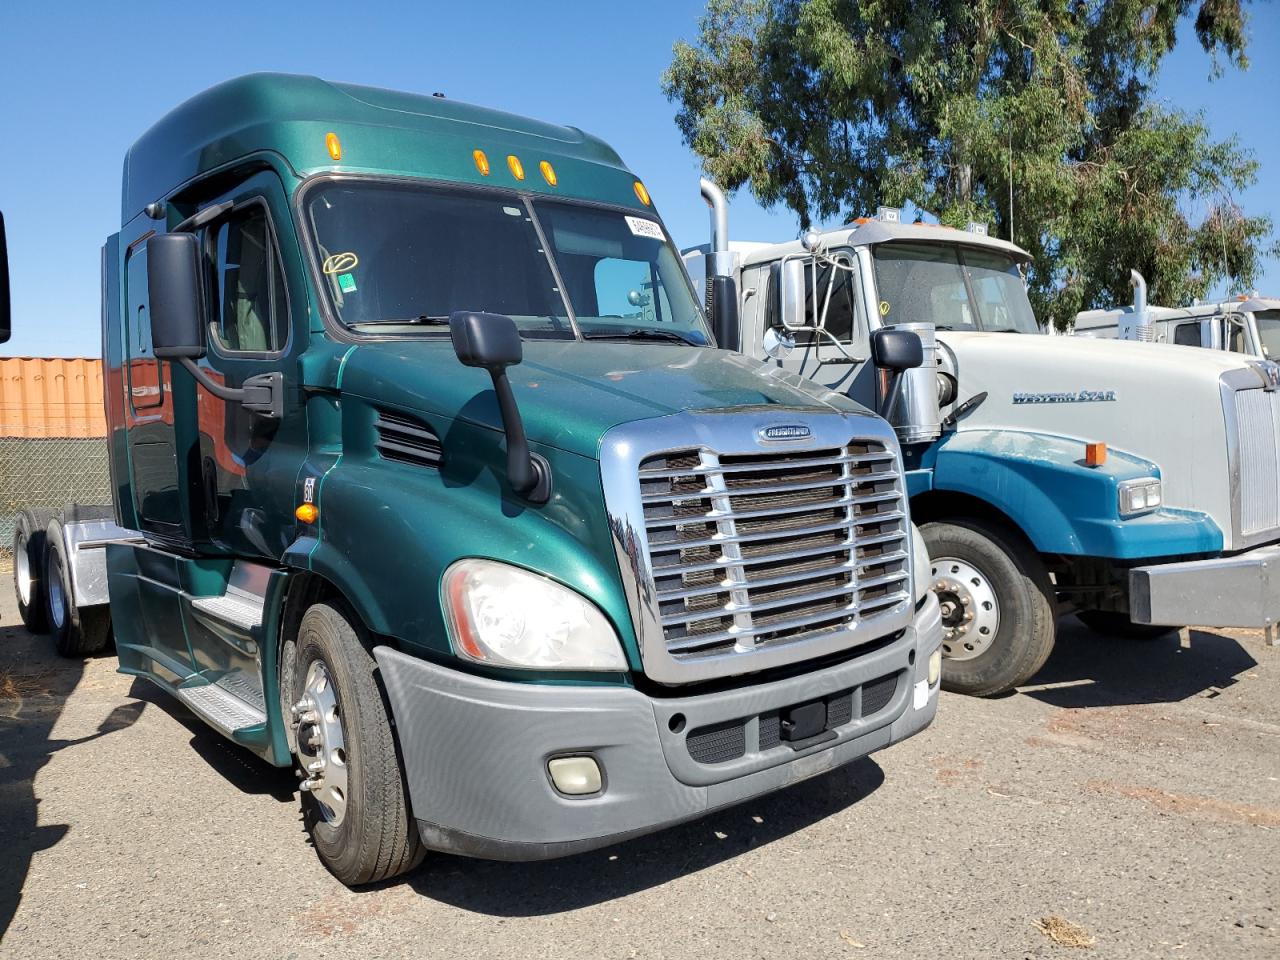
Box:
1130;543;1280;632
374;592;942;861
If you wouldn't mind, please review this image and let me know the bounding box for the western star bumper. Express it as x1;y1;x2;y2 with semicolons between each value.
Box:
1130;543;1280;642
373;592;942;860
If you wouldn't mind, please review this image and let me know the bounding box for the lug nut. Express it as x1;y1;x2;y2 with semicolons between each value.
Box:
299;778;320;792
307;759;324;774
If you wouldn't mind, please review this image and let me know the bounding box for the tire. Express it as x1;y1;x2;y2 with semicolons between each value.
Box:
12;507;56;633
1076;610;1180;641
923;520;1056;697
288;602;424;886
43;520;112;658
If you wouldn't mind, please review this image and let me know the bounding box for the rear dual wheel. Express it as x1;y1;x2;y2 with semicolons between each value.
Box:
286;602;424;886
43;520;111;657
12;507;55;632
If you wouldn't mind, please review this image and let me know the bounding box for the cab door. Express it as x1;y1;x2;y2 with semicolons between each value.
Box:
184;171;305;560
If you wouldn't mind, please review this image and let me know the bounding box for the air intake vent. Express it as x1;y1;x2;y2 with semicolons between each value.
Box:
374;409;443;469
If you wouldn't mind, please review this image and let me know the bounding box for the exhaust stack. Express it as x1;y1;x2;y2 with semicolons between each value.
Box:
698;178;741;350
1121;269;1153;342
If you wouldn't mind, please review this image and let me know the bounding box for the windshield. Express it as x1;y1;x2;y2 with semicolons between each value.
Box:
872;243;1040;334
1253;310;1280;358
304;179;710;344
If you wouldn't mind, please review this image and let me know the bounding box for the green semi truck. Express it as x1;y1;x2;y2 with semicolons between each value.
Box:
4;74;942;885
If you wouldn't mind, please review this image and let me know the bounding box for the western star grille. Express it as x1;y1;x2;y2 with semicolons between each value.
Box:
1232;387;1280;537
638;442;910;665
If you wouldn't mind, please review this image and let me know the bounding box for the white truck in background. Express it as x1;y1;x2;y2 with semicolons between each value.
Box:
1074;275;1280;360
687;182;1280;697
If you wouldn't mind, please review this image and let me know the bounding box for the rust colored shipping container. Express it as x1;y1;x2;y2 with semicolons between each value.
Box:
0;357;108;438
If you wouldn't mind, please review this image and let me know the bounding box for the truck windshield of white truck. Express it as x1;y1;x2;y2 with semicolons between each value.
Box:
1255;309;1280;358
872;243;1041;334
304;178;711;344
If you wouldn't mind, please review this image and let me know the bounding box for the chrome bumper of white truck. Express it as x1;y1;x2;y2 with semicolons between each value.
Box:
1130;544;1280;644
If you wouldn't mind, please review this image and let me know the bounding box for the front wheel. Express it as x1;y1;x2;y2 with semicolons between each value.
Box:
1076;610;1180;641
923;520;1056;697
287;602;424;886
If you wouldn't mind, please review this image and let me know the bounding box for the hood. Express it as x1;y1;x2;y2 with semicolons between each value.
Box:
327;340;867;458
939;331;1265;547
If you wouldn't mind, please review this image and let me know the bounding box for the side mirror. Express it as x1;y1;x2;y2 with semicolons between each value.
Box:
776;259;809;330
449;311;550;503
708;275;740;351
869;328;924;371
147;233;207;359
0;211;11;344
146;232;282;418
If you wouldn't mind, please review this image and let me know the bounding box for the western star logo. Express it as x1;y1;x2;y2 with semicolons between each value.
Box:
1012;390;1117;404
760;424;812;441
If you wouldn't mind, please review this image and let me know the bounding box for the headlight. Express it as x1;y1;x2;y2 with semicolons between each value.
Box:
911;522;931;603
442;559;627;671
1118;477;1162;517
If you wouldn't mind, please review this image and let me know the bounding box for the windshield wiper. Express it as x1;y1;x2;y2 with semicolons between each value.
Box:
582;328;698;345
349;315;451;328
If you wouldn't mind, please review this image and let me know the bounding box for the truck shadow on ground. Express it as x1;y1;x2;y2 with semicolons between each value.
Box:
404;757;885;915
1019;615;1259;708
124;678;297;802
0;628;144;942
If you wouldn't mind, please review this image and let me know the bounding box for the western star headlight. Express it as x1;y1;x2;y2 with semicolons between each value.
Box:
442;559;627;671
911;522;931;603
1118;477;1162;517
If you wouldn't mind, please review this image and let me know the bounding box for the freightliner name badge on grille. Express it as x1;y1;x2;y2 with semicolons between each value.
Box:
1012;390;1117;404
759;424;813;441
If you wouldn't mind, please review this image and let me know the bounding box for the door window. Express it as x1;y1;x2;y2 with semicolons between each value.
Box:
1173;321;1201;347
208;205;288;354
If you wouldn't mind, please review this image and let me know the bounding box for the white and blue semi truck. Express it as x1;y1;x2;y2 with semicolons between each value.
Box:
688;182;1280;696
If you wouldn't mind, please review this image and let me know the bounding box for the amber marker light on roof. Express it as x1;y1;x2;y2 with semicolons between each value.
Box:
473;149;491;176
633;180;651;206
1084;442;1107;467
507;155;525;180
539;160;557;186
325;132;342;161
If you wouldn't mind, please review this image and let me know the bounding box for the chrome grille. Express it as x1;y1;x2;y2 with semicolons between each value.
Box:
1232;388;1280;537
638;441;910;665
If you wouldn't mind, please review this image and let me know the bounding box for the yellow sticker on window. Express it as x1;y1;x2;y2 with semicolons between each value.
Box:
322;251;359;274
879;300;890;316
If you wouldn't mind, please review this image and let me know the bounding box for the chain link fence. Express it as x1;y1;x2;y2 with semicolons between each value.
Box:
0;430;113;571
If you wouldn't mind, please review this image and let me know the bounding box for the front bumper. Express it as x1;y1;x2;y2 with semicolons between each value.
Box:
374;591;942;861
1130;543;1280;635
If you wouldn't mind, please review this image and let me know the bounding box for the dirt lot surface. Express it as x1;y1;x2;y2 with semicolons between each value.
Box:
1;589;1277;959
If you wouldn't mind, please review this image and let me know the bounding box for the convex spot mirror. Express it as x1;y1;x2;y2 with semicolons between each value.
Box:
762;325;795;360
147;233;207;359
0;211;11;344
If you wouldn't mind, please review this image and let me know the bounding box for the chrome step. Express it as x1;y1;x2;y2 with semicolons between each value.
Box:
190;589;264;630
177;683;267;735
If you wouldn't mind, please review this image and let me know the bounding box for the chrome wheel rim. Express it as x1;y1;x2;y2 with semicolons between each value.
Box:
931;556;1000;661
47;557;66;630
15;536;31;606
293;660;349;826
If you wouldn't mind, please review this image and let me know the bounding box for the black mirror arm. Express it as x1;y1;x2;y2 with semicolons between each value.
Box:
488;368;551;503
174;356;283;419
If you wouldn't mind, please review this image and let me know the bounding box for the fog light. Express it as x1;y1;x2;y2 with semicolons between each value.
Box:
548;756;601;796
928;648;942;687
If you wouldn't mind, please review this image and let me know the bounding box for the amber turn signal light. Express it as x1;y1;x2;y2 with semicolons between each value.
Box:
1084;442;1107;467
295;503;319;524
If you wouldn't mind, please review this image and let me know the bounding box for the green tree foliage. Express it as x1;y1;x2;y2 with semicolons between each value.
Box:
663;0;1272;326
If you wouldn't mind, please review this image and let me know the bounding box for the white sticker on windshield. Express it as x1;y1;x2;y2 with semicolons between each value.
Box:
625;216;665;240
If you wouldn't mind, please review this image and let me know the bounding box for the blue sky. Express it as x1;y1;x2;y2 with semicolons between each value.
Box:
1;1;1276;357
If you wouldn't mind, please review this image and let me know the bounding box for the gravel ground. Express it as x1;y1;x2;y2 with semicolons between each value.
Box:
1;589;1277;959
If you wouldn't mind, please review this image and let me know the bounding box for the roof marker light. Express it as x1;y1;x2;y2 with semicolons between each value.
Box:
507;155;525;180
473;149;491;176
539;160;557;187
634;181;651;206
325;132;342;161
